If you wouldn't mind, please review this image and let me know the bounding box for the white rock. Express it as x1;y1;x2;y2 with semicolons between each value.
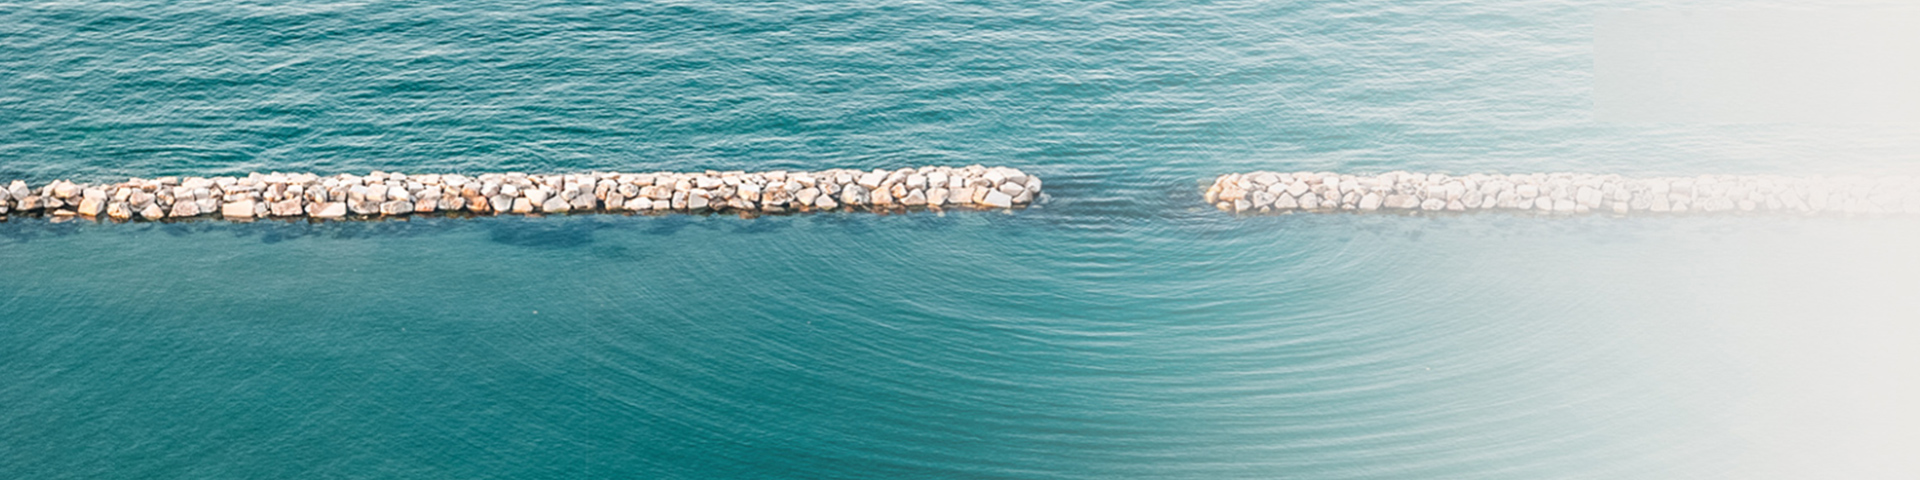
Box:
381;200;414;215
839;186;867;206
78;198;106;216
1285;182;1309;197
222;200;257;218
1274;193;1298;209
542;197;571;213
949;187;975;205
106;202;133;220
271;199;304;217
310;202;348;218
982;190;1014;208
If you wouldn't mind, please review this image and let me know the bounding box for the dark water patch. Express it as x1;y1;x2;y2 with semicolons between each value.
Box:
483;217;597;249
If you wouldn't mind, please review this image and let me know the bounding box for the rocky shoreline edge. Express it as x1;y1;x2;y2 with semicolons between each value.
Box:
0;166;1040;222
1207;172;1920;215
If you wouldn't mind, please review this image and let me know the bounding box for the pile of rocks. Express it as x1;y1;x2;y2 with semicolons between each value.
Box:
0;166;1039;221
1206;172;1920;215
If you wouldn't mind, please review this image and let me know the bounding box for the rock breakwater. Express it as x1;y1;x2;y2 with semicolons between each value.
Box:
1206;172;1920;215
0;166;1040;221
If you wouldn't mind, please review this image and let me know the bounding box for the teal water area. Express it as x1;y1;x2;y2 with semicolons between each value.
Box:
4;1;1919;478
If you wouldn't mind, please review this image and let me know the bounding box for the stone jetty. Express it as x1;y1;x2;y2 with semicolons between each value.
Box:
0;166;1039;221
1206;172;1920;215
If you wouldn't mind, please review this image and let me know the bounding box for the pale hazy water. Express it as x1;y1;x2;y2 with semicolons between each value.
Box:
3;1;1919;479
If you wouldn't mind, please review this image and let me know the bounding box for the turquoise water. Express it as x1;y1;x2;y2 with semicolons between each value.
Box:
4;1;1919;479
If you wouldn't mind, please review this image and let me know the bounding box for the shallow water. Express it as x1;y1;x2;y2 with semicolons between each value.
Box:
4;1;1919;478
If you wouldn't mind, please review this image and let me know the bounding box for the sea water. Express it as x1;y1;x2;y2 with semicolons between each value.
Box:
3;1;1918;478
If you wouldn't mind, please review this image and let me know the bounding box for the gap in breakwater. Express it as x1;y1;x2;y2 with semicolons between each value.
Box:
0;166;1041;222
1207;172;1920;216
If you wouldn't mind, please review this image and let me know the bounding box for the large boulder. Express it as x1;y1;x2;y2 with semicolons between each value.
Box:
170;200;202;218
381;200;413;215
222;200;258;218
1358;193;1383;211
1274;194;1299;210
106;202;134;220
948;187;974;205
310;202;348;219
271;199;304;217
839;186;867;206
982;190;1014;208
77;197;106;217
542;197;571;213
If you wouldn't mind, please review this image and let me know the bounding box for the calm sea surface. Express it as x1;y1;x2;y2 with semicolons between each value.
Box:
4;1;1918;478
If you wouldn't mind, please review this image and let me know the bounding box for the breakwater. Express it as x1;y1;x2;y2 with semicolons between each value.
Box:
1207;172;1920;215
0;166;1039;221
